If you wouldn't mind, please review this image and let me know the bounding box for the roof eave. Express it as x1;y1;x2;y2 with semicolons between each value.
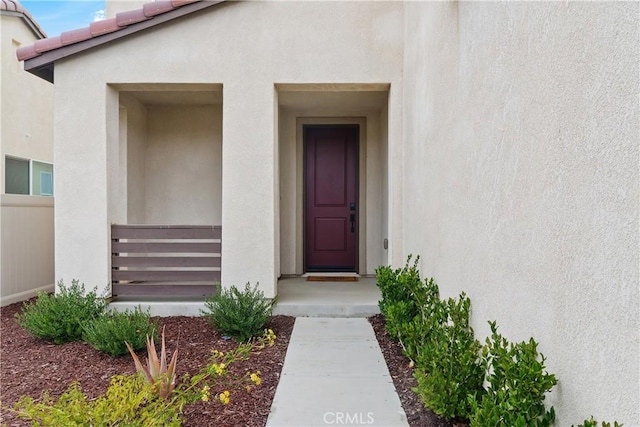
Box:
1;9;47;39
24;0;223;83
26;63;54;82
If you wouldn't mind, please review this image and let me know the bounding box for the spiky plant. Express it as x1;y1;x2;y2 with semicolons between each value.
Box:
125;326;178;399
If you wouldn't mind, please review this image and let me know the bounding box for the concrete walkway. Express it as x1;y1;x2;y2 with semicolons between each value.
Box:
266;317;408;427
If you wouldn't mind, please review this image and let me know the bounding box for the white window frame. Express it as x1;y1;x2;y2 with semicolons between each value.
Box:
4;156;54;196
38;170;53;196
30;159;54;196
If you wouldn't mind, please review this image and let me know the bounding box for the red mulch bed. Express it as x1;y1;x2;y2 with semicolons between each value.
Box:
1;299;451;426
0;299;294;426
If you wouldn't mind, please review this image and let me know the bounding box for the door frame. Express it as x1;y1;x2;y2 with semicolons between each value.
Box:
296;116;368;274
303;124;360;273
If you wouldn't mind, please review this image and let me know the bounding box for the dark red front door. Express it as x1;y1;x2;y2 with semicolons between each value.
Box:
305;125;358;272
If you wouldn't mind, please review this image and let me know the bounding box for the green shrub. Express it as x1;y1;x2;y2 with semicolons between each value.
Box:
201;283;274;342
12;375;182;426
83;306;158;356
16;280;106;344
375;255;422;340
384;300;415;343
375;255;559;425
573;417;623;427
397;277;442;361
413;292;484;420
469;321;558;427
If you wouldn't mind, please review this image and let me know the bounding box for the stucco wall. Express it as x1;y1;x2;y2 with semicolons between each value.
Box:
401;1;638;424
145;104;222;225
1;17;53;182
1;13;54;305
114;97;222;225
53;1;404;297
120;94;147;223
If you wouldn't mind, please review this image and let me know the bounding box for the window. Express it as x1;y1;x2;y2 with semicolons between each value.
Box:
5;157;29;194
4;156;53;196
32;161;54;196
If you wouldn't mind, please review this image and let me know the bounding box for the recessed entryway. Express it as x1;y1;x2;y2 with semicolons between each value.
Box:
276;83;390;277
304;125;359;272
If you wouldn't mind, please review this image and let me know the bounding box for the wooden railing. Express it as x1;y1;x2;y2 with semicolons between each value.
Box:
111;225;221;298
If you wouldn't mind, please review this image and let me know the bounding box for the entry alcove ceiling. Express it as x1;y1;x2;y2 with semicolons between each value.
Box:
113;83;222;105
113;83;389;109
277;83;390;113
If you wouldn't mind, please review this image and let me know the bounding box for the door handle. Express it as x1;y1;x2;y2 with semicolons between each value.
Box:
350;213;355;233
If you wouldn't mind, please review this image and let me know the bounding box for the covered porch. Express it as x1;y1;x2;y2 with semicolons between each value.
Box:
105;82;392;305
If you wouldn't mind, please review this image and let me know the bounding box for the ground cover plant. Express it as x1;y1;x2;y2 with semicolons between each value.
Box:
11;375;182;427
0;298;295;426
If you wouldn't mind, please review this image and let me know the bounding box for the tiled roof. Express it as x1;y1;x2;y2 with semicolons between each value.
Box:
16;0;219;63
1;0;47;39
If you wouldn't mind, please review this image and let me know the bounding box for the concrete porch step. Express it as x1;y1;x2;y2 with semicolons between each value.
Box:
272;276;381;318
109;277;381;318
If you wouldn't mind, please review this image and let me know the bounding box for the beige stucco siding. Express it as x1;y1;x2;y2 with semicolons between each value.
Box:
120;93;147;223
1;13;54;305
55;78;111;295
53;1;404;297
145;105;222;225
401;1;638;424
223;81;279;292
1;18;52;179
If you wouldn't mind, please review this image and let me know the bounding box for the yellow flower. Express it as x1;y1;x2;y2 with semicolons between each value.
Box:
211;363;226;375
250;373;262;385
264;328;277;345
211;349;224;358
219;390;230;405
201;385;210;402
